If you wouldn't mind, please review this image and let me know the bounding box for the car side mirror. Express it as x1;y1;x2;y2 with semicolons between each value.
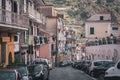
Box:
117;62;120;69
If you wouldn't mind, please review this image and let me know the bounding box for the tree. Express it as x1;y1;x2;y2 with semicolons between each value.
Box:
80;10;90;20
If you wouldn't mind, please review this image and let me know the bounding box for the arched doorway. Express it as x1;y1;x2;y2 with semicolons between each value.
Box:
9;52;12;65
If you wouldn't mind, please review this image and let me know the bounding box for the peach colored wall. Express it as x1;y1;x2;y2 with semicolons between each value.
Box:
46;18;57;34
39;44;51;61
86;22;111;38
28;2;42;22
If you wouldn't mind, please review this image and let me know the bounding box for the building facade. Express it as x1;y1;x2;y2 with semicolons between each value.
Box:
85;13;120;62
0;0;29;66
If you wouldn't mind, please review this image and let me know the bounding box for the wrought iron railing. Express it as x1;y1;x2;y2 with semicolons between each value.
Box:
0;8;29;28
86;37;120;46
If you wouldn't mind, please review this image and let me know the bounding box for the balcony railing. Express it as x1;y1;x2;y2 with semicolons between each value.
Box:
0;8;29;29
86;37;120;46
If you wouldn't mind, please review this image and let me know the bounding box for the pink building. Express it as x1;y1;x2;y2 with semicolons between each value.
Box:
85;13;120;61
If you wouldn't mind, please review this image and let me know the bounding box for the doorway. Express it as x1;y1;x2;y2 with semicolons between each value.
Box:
9;52;12;65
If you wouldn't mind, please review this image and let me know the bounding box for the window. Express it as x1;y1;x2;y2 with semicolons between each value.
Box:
2;0;6;9
51;44;54;50
112;27;118;34
90;27;94;34
33;27;37;36
12;1;18;13
100;16;104;20
29;21;33;35
14;36;18;42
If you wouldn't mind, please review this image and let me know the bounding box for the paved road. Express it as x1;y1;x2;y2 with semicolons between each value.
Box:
49;66;96;80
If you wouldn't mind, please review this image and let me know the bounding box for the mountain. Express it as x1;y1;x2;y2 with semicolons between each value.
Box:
45;0;120;25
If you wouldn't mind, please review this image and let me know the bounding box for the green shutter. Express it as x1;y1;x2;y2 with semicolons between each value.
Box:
1;43;6;64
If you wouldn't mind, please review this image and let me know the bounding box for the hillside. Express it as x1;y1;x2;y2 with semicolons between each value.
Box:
45;0;120;25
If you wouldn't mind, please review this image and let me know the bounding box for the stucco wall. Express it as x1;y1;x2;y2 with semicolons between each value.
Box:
46;18;57;34
39;44;51;61
86;44;120;61
85;22;111;38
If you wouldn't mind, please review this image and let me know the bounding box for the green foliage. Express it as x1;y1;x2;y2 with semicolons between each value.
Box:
96;0;102;4
48;0;120;24
67;9;76;18
80;11;90;20
106;0;114;3
111;13;117;23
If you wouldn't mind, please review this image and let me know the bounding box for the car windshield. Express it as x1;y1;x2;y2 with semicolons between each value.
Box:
94;61;103;66
34;65;42;73
85;61;91;64
104;62;115;67
0;71;16;80
18;67;28;76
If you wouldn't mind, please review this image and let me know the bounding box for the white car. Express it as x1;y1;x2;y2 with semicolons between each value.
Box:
88;60;112;76
105;59;120;80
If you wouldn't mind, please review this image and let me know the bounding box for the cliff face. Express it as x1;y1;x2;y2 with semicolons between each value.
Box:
45;0;120;25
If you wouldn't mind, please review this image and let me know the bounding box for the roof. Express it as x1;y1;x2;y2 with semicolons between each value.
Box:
86;13;111;22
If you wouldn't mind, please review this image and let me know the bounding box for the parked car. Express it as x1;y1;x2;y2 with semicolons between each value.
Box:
81;60;91;73
7;65;32;80
35;58;51;70
92;61;115;80
59;60;68;67
59;60;72;67
28;64;49;80
18;66;32;80
72;60;82;68
88;60;113;76
105;59;120;80
75;61;83;69
0;68;23;80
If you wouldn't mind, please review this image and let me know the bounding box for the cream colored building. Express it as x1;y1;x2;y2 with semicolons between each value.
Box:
85;13;120;61
85;13;111;39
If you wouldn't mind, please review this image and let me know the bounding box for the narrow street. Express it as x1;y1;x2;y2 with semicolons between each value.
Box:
49;66;96;80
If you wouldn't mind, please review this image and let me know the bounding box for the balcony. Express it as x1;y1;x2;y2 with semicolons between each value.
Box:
86;37;120;46
26;6;42;24
0;9;29;32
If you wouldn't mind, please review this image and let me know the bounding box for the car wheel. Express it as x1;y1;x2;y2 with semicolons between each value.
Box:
98;74;104;80
90;71;93;77
46;77;49;80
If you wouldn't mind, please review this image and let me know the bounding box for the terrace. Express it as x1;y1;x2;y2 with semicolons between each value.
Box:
0;8;29;32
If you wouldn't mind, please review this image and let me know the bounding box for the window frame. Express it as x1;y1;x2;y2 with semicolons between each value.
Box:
90;27;94;35
100;16;104;21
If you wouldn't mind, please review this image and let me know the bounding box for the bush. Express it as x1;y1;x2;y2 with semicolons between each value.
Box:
80;11;90;20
